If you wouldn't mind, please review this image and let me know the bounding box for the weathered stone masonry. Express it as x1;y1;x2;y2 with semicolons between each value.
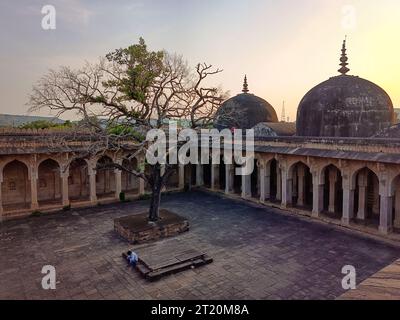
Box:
1;129;400;239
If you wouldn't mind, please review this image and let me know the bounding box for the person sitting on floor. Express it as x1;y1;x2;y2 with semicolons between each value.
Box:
126;250;138;267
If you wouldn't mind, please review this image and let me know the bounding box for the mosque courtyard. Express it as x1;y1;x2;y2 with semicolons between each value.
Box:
0;191;399;300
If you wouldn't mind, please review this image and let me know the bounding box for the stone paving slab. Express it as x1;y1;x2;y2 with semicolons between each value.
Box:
1;191;400;300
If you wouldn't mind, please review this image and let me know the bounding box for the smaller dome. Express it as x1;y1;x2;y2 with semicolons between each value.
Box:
253;122;296;137
215;76;278;130
374;123;400;138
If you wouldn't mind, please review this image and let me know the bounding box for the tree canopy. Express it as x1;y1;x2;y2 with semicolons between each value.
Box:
28;37;228;221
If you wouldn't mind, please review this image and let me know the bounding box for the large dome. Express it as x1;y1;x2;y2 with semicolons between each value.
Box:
296;40;394;138
215;76;278;130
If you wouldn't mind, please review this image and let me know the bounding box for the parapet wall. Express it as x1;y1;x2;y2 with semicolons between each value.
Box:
0;128;139;154
255;136;400;155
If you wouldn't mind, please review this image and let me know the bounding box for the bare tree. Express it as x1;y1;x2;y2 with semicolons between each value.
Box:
28;38;227;221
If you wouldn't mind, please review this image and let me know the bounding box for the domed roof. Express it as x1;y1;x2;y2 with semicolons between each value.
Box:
296;40;394;137
215;76;278;130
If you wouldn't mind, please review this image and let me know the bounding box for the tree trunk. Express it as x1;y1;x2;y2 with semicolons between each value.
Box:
148;166;163;222
149;185;162;221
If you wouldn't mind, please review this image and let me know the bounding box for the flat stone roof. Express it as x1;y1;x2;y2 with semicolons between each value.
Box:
254;145;400;165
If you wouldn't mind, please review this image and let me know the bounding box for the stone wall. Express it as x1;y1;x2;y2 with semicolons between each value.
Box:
0;129;400;239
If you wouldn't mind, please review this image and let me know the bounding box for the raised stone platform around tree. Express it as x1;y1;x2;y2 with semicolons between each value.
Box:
114;210;189;244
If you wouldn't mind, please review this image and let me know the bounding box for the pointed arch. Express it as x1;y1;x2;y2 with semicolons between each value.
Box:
96;155;116;198
68;158;90;202
121;156;139;195
37;159;62;205
2;160;30;210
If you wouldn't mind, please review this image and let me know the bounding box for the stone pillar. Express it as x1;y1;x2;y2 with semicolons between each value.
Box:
211;165;220;190
241;174;251;199
379;193;393;235
297;165;305;207
0;170;3;219
342;177;355;225
259;163;266;203
61;167;70;206
394;190;400;229
276;168;282;201
138;178;145;195
328;168;338;213
88;162;97;204
138;157;145;195
113;157;122;199
178;164;185;189
357;171;367;220
225;164;234;194
196;164;203;187
30;164;39;210
312;171;324;217
115;169;122;199
281;167;292;208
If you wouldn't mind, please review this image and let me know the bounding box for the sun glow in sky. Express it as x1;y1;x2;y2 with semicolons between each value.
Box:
0;0;399;121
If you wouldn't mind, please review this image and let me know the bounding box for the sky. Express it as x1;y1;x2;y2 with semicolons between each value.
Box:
0;0;400;121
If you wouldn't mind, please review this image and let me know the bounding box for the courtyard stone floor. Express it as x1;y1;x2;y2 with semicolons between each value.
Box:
1;191;400;300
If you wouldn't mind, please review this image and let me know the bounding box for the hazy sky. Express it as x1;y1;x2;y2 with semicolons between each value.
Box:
1;0;399;121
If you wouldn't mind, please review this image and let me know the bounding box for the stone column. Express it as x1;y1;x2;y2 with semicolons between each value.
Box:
297;165;305;207
394;190;400;229
328;168;337;213
30;164;39;210
178;164;185;189
379;193;393;235
138;178;145;195
211;165;220;190
113;157;122;199
0;170;3;218
196;164;203;187
342;176;355;225
276;168;282;201
241;174;251;199
312;171;323;217
88;162;97;204
114;169;122;199
61;167;70;206
281;167;292;208
225;164;234;194
259;163;266;203
357;171;367;220
138;157;145;195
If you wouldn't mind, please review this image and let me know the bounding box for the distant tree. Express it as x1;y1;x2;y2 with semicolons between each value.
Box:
19;119;73;130
29;37;228;221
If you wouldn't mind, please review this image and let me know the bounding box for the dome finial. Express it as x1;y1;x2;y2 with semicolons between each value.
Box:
242;75;249;93
338;36;350;75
